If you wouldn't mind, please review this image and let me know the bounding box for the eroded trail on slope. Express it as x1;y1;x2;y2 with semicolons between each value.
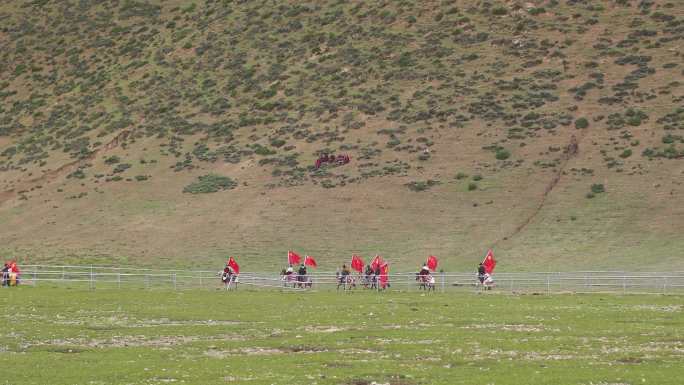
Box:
494;132;583;245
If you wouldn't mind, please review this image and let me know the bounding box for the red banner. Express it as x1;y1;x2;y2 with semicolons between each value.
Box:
287;251;301;265
379;263;389;288
370;255;384;271
482;249;496;274
427;255;438;271
227;257;240;274
304;255;317;268
351;254;364;273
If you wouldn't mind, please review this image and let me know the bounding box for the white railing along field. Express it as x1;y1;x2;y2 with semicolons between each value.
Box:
3;265;684;294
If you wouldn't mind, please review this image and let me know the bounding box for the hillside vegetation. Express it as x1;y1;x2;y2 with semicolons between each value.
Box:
0;0;683;271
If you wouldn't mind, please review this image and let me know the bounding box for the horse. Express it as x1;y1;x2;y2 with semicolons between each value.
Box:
221;272;238;290
295;274;313;289
416;273;435;292
478;273;494;291
281;272;299;288
361;273;374;289
336;272;356;291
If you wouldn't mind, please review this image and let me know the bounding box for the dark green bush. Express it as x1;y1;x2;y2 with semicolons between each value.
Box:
183;174;237;194
270;138;286;148
495;148;510;160
113;163;131;173
67;169;86;179
591;183;605;194
104;155;120;164
574;117;589;129
406;180;440;192
468;182;478;191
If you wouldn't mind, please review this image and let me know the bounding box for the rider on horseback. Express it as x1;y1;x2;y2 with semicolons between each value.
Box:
477;263;486;284
222;264;234;284
419;264;430;277
297;264;307;284
340;264;351;280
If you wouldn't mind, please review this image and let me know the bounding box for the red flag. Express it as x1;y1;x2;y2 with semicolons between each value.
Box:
427;255;438;271
482;249;496;274
227;257;240;275
370;255;384;271
350;254;364;273
379;263;389;288
288;251;301;265
304;255;317;268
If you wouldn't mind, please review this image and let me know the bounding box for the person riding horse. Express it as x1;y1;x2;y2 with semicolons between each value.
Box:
297;264;307;283
477;263;486;285
337;264;354;290
416;264;434;291
221;264;237;289
363;264;374;288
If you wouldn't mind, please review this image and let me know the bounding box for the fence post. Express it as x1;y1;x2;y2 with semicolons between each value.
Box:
441;272;445;293
145;274;149;290
199;272;203;288
406;274;410;291
118;273;121;289
90;266;94;290
173;273;177;290
663;276;668;294
62;266;65;281
546;276;550;295
33;270;37;286
622;276;626;294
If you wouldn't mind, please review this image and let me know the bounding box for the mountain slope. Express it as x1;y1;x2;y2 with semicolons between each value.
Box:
0;0;683;270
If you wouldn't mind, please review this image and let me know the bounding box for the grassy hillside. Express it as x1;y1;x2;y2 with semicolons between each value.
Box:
0;0;683;270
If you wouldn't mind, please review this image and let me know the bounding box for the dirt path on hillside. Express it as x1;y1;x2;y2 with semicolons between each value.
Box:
0;130;130;206
494;130;585;245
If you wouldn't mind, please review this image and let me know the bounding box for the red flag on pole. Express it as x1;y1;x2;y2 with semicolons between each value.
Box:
304;255;317;268
227;257;240;275
288;251;301;265
427;255;438;271
482;249;496;274
370;255;384;271
379;263;389;288
351;254;364;273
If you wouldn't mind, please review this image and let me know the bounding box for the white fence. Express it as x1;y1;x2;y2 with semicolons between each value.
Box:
4;265;684;294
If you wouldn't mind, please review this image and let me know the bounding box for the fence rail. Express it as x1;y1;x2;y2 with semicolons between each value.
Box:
3;265;684;294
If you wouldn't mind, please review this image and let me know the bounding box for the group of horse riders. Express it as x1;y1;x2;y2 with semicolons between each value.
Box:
281;264;313;288
222;261;494;290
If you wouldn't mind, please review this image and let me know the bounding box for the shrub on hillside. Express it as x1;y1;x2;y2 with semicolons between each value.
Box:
183;174;237;194
406;180;440;192
575;117;589;129
113;163;131;173
67;169;86;179
495;148;510;160
105;155;120;164
591;183;605;194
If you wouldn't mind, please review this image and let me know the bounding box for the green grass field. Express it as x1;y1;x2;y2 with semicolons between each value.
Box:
1;287;682;385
